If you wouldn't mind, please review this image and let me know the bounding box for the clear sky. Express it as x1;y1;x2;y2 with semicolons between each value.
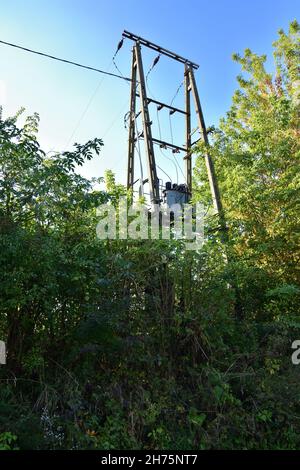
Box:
0;0;298;186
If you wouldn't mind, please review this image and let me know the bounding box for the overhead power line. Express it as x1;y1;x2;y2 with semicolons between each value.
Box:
0;39;132;82
170;80;184;106
64;60;113;149
65;37;129;148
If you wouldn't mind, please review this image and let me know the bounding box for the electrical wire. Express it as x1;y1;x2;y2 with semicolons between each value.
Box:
111;37;131;87
0;38;131;82
170;80;184;106
157;108;186;184
169;79;197;185
65;59;114;149
173;151;187;183
156;108;178;183
65;38;127;148
135;121;144;196
168;113;174;144
153;81;185;184
158;148;178;184
167;105;188;184
145;53;161;100
101;99;129;139
66;98;129;151
131;49;187;188
156;163;172;183
1;35;192;190
145;50;183;185
112;57;127;81
112;56;130;85
145;74;157;101
156;107;162;140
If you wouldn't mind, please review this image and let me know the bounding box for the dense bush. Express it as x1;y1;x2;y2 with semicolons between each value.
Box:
0;22;299;450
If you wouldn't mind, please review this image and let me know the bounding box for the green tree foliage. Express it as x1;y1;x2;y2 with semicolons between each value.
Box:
0;109;107;370
0;22;299;450
194;20;300;283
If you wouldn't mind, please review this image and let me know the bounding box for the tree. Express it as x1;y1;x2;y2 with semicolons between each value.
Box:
194;21;300;284
0;109;107;369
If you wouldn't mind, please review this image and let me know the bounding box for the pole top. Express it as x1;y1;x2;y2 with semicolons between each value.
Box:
122;30;199;69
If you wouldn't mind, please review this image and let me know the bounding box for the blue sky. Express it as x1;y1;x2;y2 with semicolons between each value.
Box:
0;0;298;185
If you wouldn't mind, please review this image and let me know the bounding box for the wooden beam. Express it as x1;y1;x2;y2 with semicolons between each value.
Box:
123;30;199;69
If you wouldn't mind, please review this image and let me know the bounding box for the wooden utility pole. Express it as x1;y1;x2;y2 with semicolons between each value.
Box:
187;66;223;216
184;63;192;196
127;49;137;192
126;41;160;204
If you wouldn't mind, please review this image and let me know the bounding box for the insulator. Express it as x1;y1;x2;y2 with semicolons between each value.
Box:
117;39;124;51
153;54;160;67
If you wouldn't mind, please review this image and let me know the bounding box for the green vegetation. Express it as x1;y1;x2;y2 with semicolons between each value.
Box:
0;22;299;450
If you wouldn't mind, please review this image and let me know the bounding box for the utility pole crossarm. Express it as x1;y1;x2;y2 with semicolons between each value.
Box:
123;30;199;69
140;137;187;153
135;94;187;115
